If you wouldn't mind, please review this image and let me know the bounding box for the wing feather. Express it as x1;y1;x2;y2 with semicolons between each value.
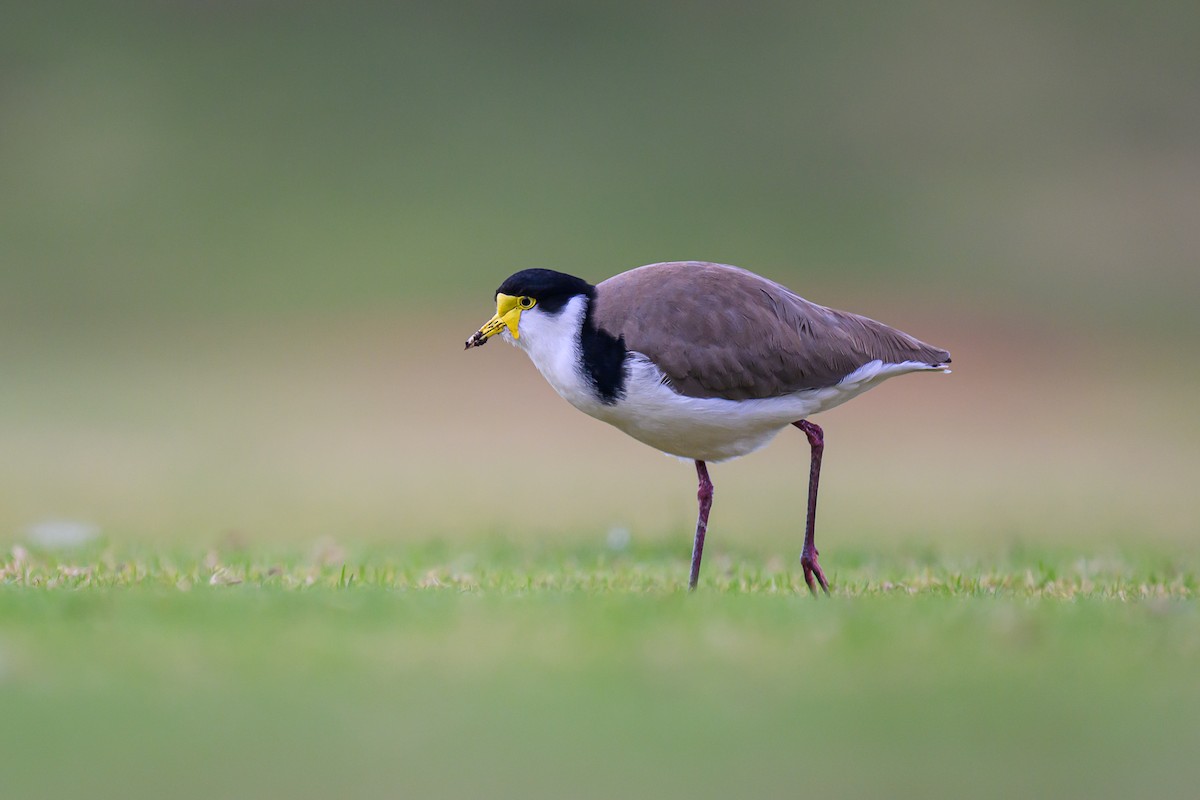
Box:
591;262;951;401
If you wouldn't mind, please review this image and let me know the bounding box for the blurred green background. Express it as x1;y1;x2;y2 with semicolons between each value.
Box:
3;1;1197;548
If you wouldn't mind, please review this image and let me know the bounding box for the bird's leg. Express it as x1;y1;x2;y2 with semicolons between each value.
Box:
793;420;830;595
689;460;714;591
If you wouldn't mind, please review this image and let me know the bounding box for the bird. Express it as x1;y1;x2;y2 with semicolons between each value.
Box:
464;261;951;593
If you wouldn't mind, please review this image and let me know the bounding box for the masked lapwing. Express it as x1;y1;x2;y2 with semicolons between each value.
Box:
465;261;951;593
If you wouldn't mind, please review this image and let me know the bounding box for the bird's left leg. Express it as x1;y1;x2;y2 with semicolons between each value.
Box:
793;420;830;595
688;460;713;591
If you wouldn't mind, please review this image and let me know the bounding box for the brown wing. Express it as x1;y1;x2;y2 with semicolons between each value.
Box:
591;262;951;401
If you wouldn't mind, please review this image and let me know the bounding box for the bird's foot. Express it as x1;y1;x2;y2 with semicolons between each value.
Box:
800;546;830;596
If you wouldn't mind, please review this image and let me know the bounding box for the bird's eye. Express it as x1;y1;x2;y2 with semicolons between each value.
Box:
518;296;536;309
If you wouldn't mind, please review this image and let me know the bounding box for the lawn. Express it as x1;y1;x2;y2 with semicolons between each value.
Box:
2;540;1197;800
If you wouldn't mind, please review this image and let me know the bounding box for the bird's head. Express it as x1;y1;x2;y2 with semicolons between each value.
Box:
464;269;594;350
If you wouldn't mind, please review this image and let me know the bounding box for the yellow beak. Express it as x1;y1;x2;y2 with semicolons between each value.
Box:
464;293;522;349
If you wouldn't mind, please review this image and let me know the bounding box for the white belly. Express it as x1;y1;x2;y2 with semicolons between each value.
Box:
584;355;937;462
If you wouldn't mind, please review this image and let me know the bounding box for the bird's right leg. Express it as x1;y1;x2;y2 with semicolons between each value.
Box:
793;420;830;595
688;460;714;591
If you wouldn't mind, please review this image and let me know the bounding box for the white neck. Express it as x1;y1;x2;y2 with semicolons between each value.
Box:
504;294;601;412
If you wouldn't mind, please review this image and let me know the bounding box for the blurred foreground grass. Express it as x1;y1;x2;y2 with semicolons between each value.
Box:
2;541;1198;800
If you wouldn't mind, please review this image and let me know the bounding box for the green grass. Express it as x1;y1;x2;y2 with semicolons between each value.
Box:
3;541;1198;799
3;539;1196;597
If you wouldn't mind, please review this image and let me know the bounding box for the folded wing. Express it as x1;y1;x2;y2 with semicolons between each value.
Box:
591;262;951;401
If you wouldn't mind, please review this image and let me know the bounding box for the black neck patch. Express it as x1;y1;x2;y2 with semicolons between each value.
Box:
579;293;628;405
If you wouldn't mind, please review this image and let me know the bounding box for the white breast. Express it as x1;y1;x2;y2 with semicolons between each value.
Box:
504;295;600;412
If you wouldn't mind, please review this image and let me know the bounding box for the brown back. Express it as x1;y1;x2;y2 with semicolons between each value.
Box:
591;262;951;401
